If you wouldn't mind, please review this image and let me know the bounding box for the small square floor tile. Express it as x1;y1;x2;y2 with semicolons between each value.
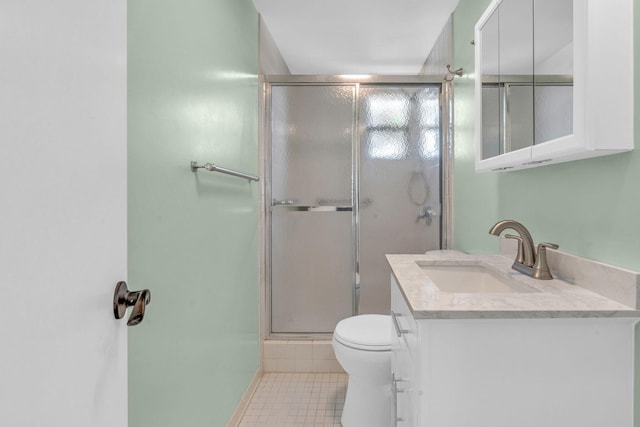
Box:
238;372;348;426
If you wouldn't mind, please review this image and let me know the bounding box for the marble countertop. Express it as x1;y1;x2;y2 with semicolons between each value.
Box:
386;250;640;319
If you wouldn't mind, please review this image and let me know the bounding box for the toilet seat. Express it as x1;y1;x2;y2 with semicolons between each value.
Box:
333;314;391;351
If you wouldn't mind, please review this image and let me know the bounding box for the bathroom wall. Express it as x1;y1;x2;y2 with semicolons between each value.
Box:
259;18;291;75
128;1;259;425
450;0;499;254
451;1;639;425
419;17;453;76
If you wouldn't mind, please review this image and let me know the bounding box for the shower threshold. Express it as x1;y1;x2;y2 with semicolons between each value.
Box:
263;339;344;374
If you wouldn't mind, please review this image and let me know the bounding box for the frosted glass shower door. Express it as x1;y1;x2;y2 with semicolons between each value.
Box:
358;85;442;314
270;85;355;334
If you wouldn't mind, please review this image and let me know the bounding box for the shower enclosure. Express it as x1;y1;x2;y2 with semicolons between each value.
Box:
266;76;447;336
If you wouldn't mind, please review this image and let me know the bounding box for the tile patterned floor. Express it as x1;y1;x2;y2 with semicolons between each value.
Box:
238;372;347;426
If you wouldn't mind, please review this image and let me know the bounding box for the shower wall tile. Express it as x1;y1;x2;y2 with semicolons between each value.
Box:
291;342;313;359
263;341;289;359
295;359;314;372
313;341;336;360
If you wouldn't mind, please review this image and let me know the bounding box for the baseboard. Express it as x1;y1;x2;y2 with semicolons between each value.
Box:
226;368;263;427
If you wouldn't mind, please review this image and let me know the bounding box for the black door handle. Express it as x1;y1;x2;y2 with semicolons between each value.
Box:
113;281;151;326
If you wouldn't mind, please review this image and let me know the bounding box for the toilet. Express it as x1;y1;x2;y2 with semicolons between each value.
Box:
332;314;392;427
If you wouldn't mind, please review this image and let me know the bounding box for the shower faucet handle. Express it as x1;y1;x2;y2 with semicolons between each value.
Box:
416;205;436;224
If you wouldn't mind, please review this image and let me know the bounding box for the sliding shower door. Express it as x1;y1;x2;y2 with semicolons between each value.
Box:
269;85;356;334
358;85;442;314
267;79;443;335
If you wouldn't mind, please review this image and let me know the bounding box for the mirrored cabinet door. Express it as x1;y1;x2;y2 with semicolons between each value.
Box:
533;0;573;145
480;7;501;160
500;0;534;155
480;0;535;160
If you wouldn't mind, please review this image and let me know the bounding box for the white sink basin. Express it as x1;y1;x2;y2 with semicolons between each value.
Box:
417;262;540;293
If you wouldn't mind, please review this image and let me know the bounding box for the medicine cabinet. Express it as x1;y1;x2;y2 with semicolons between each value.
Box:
474;0;633;172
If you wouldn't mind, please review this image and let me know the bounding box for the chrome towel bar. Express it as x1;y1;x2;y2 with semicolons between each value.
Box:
190;160;259;182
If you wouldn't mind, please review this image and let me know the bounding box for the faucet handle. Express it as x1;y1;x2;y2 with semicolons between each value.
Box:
504;234;525;265
539;242;559;250
533;242;559;280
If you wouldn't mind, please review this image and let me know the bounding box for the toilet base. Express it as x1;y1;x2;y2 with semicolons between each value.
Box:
341;375;391;427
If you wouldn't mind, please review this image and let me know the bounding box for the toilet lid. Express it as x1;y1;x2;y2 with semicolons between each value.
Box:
333;314;391;351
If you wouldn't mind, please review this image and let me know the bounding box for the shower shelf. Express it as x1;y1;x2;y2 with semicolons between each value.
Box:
190;160;259;182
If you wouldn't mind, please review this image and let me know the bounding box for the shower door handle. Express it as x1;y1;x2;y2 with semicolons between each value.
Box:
272;199;297;206
274;205;352;212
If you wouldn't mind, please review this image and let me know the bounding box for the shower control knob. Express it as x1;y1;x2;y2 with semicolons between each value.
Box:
416;205;436;225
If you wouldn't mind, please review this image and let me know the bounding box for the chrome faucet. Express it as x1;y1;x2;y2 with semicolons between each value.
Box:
489;220;559;280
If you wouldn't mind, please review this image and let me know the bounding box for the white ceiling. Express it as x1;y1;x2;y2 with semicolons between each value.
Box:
252;0;460;75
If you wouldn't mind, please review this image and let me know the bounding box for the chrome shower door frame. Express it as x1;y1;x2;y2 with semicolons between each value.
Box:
264;75;449;340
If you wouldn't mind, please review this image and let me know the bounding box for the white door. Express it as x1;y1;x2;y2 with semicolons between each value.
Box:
0;1;128;426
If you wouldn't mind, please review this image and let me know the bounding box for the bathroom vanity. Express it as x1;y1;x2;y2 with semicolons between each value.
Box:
387;251;640;427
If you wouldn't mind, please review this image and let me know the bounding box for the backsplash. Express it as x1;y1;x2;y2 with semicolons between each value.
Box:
500;238;640;309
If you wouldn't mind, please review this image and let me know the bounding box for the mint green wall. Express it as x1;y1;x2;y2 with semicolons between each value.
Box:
128;1;259;426
451;0;498;255
452;2;639;425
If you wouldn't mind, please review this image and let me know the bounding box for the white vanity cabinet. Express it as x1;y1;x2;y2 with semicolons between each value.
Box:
390;275;638;427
